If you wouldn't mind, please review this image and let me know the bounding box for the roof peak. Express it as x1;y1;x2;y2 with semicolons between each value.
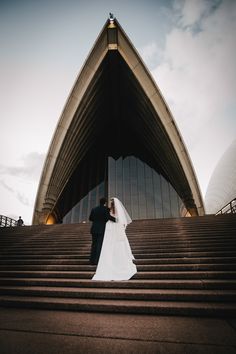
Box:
109;12;115;21
108;12;116;29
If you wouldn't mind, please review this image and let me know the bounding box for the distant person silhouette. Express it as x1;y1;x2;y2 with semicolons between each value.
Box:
17;216;24;226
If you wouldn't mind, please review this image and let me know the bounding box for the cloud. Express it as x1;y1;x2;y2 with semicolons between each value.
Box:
139;42;163;69
152;0;236;195
0;179;15;193
16;192;31;207
0;152;45;181
0;178;33;208
174;0;219;27
0;152;44;212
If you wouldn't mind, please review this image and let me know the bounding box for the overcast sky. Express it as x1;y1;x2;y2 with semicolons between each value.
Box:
0;0;235;224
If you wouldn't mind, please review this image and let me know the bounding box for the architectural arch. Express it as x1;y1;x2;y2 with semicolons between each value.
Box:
33;18;204;224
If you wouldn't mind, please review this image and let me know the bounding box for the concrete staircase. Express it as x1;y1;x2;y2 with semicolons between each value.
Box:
0;214;236;317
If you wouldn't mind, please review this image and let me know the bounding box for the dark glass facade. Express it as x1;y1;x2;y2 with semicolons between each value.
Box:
63;156;185;223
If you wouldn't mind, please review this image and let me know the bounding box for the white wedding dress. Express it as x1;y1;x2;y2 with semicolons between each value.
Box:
92;198;137;281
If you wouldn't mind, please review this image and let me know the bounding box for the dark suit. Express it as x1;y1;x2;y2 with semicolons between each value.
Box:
89;205;116;264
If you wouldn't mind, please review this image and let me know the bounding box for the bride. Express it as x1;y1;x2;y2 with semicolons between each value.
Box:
92;197;137;281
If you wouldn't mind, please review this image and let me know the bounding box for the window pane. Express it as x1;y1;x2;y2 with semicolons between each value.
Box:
145;163;155;219
161;175;171;218
116;157;123;199
108;157;116;198
130;156;139;219
137;159;147;219
123;157;131;214
153;171;163;218
169;184;180;217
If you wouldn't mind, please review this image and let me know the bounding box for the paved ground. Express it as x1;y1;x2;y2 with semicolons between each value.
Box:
0;308;236;354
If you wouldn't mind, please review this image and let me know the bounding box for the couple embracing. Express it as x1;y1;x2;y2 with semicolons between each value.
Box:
89;197;137;281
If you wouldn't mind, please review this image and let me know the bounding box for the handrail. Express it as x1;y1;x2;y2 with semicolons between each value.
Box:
0;215;17;227
215;198;236;215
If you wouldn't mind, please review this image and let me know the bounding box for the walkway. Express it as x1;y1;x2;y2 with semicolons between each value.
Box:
1;308;236;353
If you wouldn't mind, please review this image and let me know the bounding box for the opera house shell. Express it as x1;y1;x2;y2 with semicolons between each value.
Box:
32;18;204;225
205;139;236;214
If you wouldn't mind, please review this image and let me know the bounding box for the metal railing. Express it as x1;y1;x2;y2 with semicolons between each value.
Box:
0;215;17;227
215;198;236;215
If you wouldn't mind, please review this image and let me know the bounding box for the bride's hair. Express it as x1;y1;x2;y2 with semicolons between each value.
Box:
110;198;115;214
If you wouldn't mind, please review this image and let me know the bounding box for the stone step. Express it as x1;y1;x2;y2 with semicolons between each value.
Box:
1;225;234;236
133;251;236;258
136;257;236;264
0;286;236;302
131;240;236;246
0;270;235;280
3;231;230;236
133;246;236;252
1;234;235;243
3;236;230;243
2;238;234;245
1;251;236;259
0;295;235;317
128;228;236;233
0;263;235;272
1;256;236;265
1;251;236;260
1;225;235;232
1;277;236;289
2;244;235;253
2;242;236;251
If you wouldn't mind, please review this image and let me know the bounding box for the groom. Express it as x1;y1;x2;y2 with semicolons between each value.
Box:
89;197;116;265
